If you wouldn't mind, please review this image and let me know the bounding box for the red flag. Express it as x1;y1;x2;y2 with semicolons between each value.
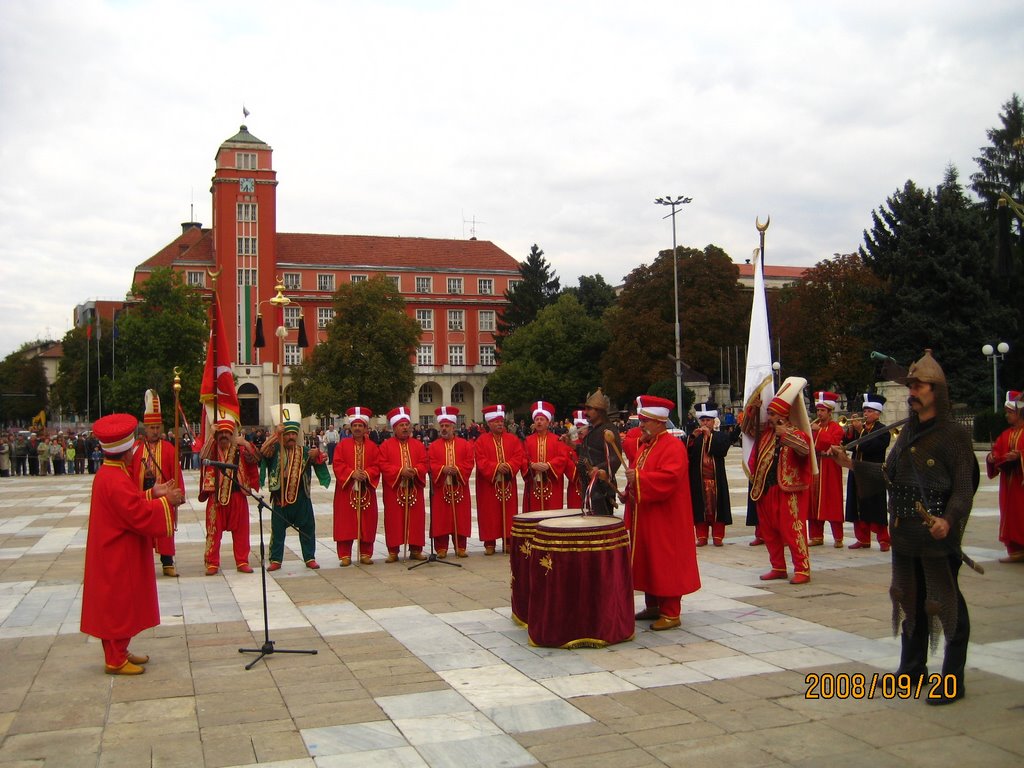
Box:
200;294;240;432
86;323;93;341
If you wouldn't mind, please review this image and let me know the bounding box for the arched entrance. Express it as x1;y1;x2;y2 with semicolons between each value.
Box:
238;383;260;426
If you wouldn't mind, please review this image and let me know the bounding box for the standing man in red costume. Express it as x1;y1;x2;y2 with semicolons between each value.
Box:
687;400;732;547
625;395;701;630
131;389;185;577
428;405;475;558
808;391;845;547
81;413;184;675
380;407;428;561
564;409;589;509
522;401;568;513
332;406;381;566
198;415;258;575
844;393;891;551
987;390;1024;563
744;376;815;584
475;404;525;554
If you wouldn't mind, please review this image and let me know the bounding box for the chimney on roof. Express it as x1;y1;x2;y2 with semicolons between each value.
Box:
181;221;203;234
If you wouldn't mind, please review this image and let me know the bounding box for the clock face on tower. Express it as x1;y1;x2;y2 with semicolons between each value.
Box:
239;178;255;193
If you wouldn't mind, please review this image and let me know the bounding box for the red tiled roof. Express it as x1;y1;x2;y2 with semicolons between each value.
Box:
135;227;213;271
276;234;520;271
38;343;64;358
736;263;807;279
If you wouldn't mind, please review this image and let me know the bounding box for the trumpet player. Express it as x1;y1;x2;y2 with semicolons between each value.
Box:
332;407;381;566
808;391;846;547
687;401;732;546
843;395;891;551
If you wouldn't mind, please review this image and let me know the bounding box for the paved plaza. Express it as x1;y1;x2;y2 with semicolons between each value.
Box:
0;450;1022;767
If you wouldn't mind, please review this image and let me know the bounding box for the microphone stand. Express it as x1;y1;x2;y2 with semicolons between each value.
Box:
410;473;462;571
222;462;317;669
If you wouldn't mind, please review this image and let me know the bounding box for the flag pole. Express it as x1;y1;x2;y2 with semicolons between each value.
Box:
741;216;775;473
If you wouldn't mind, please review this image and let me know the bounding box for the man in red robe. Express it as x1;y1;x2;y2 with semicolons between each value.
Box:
522;401;568;513
428;406;475;557
380;407;427;561
564;409;589;510
744;376;814;584
987;390;1024;563
332;406;382;566
81;413;184;675
808;390;845;547
625;395;701;630
131;389;185;577
198;416;259;575
475;404;525;553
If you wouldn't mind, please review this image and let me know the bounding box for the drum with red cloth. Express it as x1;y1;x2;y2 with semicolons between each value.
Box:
510;509;581;626
527;515;634;648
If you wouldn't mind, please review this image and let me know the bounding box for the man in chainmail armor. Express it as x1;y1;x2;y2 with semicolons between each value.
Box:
575;389;622;515
835;350;977;704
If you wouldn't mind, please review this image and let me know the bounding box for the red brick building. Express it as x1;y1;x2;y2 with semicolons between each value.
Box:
133;125;521;426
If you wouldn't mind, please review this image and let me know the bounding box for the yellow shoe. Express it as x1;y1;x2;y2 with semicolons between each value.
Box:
834;540;844;548
340;557;352;567
484;545;496;555
456;549;468;558
410;552;427;561
808;538;824;547
105;660;145;675
360;555;374;565
162;565;178;577
385;553;398;563
651;617;681;631
127;653;149;665
436;549;448;559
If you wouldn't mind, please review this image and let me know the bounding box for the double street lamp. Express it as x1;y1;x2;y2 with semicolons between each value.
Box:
654;195;693;423
982;342;1010;413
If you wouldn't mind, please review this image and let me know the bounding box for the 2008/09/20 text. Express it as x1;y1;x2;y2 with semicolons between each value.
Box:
804;672;958;700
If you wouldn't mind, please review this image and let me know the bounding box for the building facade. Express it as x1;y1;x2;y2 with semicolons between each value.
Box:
132;125;521;427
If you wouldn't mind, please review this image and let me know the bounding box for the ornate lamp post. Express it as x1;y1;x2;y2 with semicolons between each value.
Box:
654;195;693;422
982;342;1010;412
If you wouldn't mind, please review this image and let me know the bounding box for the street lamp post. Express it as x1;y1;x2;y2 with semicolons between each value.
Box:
982;342;1010;412
654;195;693;423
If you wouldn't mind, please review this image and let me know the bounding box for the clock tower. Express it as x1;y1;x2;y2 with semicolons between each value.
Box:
211;125;279;368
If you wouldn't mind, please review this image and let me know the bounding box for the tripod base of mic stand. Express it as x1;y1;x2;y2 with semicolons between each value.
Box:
239;640;318;670
409;552;462;570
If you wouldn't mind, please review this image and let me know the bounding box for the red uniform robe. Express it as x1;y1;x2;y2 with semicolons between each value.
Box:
809;420;844;522
522;432;568;513
332;437;382;544
627;432;701;598
474;431;525;542
749;426;813;576
379;437;427;549
81;458;175;641
988;425;1024;551
565;438;583;509
131;438;185;557
428;436;475;538
198;441;259;568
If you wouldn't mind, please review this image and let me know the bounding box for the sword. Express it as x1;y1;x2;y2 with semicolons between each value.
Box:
913;501;984;574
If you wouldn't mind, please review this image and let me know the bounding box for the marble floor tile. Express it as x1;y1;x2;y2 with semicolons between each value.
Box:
750;647;851;670
481;697;592;734
302;721;408;756
376;690;476;720
684;655;785;680
393;710;502;744
614;663;714;688
315;747;426;767
414;733;537;768
540;671;639;698
439;665;558;709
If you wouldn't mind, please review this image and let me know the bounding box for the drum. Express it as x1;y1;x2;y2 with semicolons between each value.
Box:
527;515;634;649
509;509;582;626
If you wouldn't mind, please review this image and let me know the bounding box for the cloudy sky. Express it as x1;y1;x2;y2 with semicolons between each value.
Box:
1;0;1020;359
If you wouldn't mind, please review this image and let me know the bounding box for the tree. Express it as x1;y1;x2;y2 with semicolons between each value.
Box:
289;277;421;416
774;253;881;402
495;244;561;351
107;268;208;420
861;167;1018;407
0;346;49;425
486;293;609;414
601;245;747;405
971;93;1024;245
561;274;617;319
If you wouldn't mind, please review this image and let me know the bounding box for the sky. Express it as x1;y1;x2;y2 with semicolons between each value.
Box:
1;0;1021;359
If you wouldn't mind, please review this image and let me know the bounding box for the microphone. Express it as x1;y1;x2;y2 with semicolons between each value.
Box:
202;459;239;470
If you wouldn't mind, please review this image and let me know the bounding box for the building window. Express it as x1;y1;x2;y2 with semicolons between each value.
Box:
452;383;466;403
478;310;496;332
479;345;496;366
386;275;401;291
508;279;521;292
284;344;302;366
283;272;301;290
317;308;335;329
237;268;257;286
283;306;301;329
351;274;368;283
448;310;464;331
417;344;434;366
448;345;465;366
236;152;258;170
186;271;206;288
418;383;434;403
237;203;257;222
318;274;335;292
237;236;257;255
416;309;433;331
415;276;432;294
447;277;464;294
478;278;494;295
